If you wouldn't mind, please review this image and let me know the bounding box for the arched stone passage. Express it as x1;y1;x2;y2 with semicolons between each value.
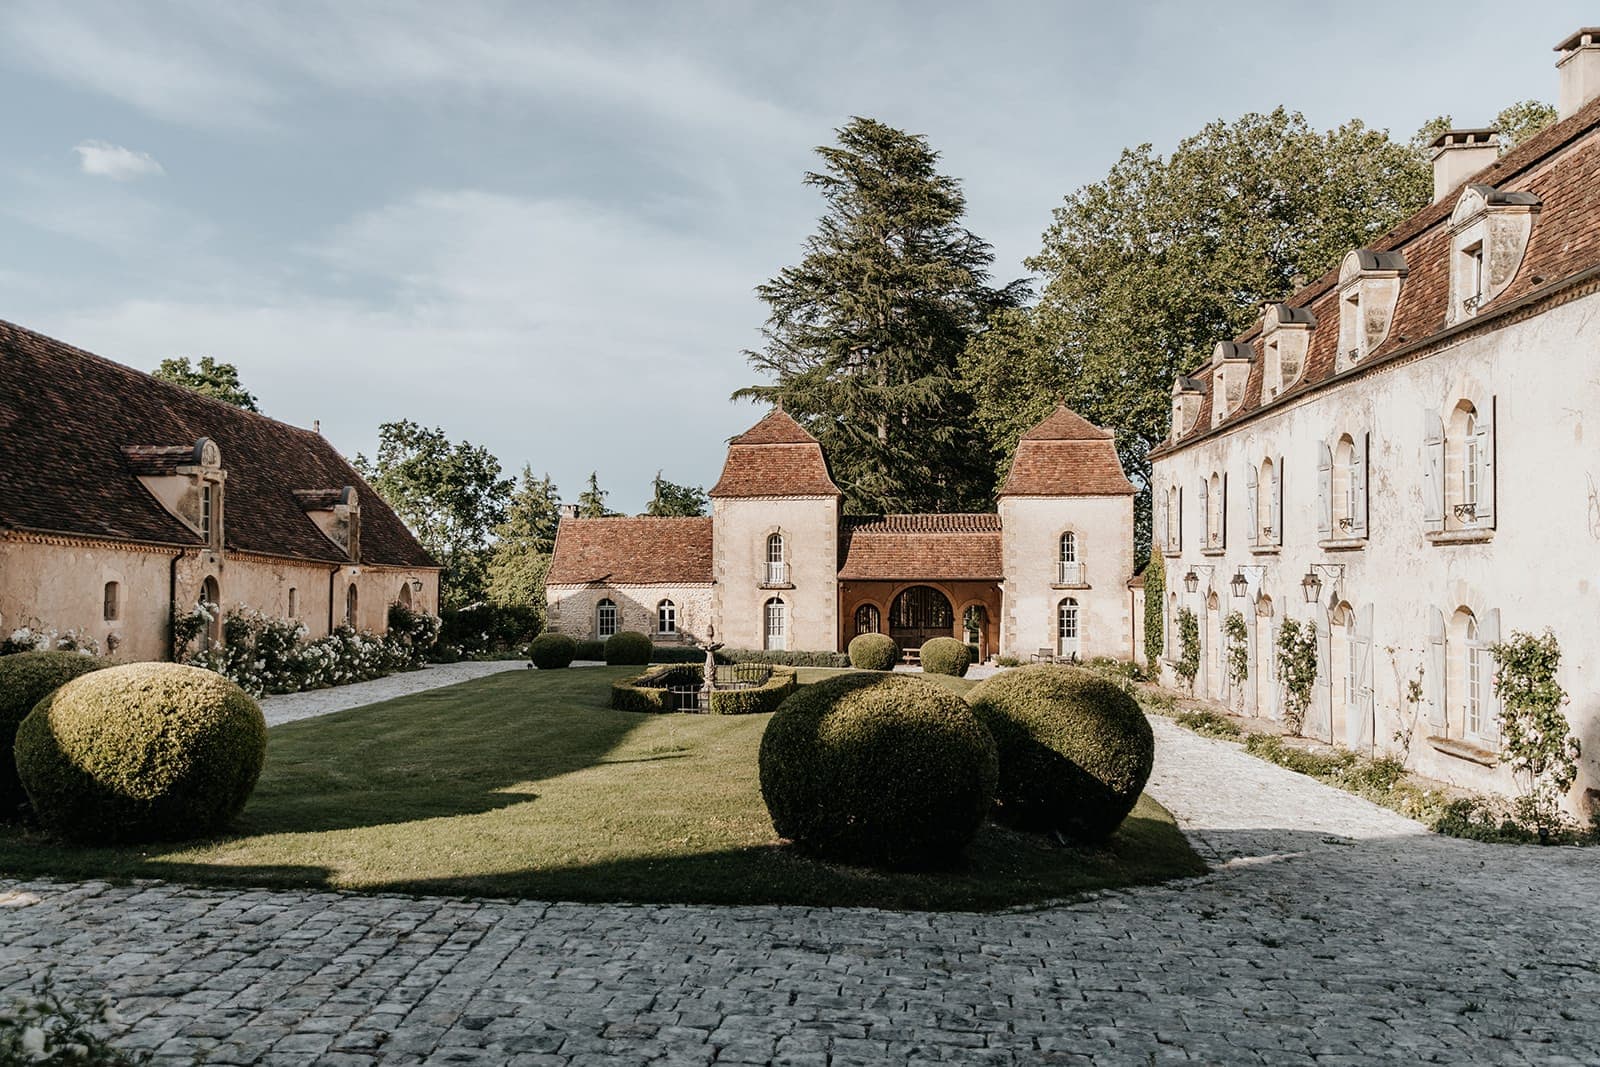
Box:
889;585;955;651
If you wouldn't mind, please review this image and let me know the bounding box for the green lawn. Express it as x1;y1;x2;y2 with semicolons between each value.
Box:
0;666;1205;909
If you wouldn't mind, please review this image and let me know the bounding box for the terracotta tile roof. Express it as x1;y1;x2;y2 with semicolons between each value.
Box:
838;514;1003;581
0;319;434;568
1158;92;1600;456
546;517;713;585
710;408;840;498
1000;404;1135;496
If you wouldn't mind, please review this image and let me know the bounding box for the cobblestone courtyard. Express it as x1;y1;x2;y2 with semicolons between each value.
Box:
3;683;1599;1064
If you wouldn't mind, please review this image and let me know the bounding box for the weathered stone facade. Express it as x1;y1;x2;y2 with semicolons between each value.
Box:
548;406;1138;660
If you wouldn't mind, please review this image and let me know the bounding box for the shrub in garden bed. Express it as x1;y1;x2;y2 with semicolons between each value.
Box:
723;648;850;668
436;602;540;660
708;666;797;715
848;633;898;671
0;650;111;817
920;637;971;677
967;664;1153;842
759;673;997;867
612;666;798;715
604;631;653;666
574;639;607;661
16;663;267;843
529;633;577;669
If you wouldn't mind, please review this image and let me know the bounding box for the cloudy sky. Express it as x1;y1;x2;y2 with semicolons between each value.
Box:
1;1;1589;511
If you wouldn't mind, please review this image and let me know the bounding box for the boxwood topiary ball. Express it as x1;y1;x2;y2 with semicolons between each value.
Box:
967;664;1153;842
603;631;652;666
0;650;112;817
759;673;997;868
529;632;578;670
15;662;267;844
919;637;971;677
847;632;898;671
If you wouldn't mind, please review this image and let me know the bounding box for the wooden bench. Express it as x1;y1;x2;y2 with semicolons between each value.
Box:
1029;648;1057;664
901;648;921;666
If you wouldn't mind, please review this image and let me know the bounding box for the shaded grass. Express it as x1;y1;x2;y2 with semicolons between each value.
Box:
0;667;1204;909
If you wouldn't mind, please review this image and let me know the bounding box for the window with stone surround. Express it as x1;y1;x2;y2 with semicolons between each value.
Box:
1424;399;1495;536
596;598;618;638
763;598;787;651
102;581;120;622
657;600;677;635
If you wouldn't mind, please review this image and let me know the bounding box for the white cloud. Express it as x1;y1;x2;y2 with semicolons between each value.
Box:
72;141;166;180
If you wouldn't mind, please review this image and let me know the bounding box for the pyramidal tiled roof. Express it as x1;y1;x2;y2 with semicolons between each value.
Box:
1001;404;1134;497
710;407;840;498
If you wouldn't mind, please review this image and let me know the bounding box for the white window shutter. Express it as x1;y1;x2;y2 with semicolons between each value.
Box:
1352;604;1375;749
1427;607;1446;732
1178;486;1184;550
1481;607;1502;741
1246;465;1259;546
1270;623;1283;720
1476;396;1495;527
1314;604;1331;691
1274;456;1284;546
1221;471;1228;550
1200;479;1209;545
1316;441;1333;538
1353;432;1369;537
1422;411;1445;533
1155;486;1166;550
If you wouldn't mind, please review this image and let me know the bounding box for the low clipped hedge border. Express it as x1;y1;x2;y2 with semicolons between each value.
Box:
920;637;971;677
848;633;898;671
612;666;798;715
575;639;607;661
724;648;848;668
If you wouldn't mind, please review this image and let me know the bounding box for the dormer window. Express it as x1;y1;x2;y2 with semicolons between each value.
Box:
1337;249;1407;370
123;437;226;550
295;486;362;561
1170;376;1204;440
1208;342;1253;426
201;484;214;539
1260;304;1313;399
1447;184;1540;324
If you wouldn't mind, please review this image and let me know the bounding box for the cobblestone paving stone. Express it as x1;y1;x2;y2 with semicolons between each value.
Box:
4;719;1599;1064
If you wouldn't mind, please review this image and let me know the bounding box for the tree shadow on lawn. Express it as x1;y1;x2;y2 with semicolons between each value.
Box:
235;667;650;835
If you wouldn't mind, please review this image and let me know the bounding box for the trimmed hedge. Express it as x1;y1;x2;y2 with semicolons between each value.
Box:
722;648;850;668
0;651;111;816
15;662;267;843
649;644;713;664
967;664;1153;843
611;665;798;715
759;673;997;868
966;643;981;664
574;639;607;661
529;632;577;669
604;631;653;666
920;637;971;677
848;633;898;671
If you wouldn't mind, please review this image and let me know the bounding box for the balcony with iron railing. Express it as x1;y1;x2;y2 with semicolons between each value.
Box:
1055;560;1084;586
762;561;791;587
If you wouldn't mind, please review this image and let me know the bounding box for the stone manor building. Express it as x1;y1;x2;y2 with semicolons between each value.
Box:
0;320;439;661
547;405;1137;661
1148;28;1600;809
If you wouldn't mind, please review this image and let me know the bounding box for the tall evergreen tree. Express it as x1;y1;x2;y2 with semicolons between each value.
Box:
645;472;708;517
575;472;615;518
486;468;560;617
736;117;1027;514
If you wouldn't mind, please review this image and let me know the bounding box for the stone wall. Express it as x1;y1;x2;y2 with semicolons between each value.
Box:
547;584;715;645
998;495;1135;662
712;497;839;652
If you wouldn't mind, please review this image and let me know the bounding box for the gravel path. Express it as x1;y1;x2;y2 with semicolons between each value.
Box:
3;701;1598;1063
259;661;528;725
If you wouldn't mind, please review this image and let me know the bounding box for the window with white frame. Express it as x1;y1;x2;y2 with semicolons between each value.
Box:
1423;399;1496;535
288;587;298;618
1205;472;1224;549
1250;456;1281;546
102;581;120;622
764;533;787;585
657;599;677;635
1057;598;1080;660
1057;531;1081;585
1164;485;1182;553
763;598;787;651
596;598;618;638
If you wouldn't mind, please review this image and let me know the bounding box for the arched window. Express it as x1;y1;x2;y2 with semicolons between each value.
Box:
764;532;787;585
854;603;880;636
1164;485;1181;552
1057;598;1080;660
657;599;677;635
1435;399;1493;531
1258;457;1278;545
764;598;787;651
199;576;221;650
398;582;413;610
1446;606;1491;740
102;581;120;622
1332;435;1357;532
1166;592;1178;658
1057;532;1081;584
288;587;298;618
596;598;618;638
345;584;359;628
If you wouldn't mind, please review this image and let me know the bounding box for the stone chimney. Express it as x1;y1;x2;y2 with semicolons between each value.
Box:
1429;129;1499;203
559;503;579;520
1556;28;1600;120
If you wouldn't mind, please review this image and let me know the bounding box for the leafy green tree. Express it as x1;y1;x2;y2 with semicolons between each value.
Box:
1142;552;1165;668
485;468;561;619
645;472;708;517
152;356;261;412
576;472;617;518
356;421;513;607
986;108;1429;559
1413;99;1558;160
736;117;1027;514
